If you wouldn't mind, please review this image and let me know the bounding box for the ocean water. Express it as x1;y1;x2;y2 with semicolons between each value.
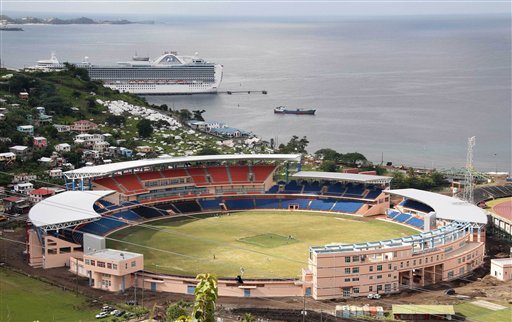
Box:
2;15;510;171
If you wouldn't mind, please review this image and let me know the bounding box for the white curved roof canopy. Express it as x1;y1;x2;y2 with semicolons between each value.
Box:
64;154;302;179
293;171;392;184
29;190;115;231
386;188;487;224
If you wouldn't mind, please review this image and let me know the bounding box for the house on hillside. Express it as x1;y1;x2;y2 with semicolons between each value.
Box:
9;145;31;161
71;120;98;133
17;125;34;135
29;188;56;203
55;143;71;153
0;152;16;162
33;136;47;149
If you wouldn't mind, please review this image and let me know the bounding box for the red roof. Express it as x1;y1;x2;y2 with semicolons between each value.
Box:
30;188;54;196
3;196;20;202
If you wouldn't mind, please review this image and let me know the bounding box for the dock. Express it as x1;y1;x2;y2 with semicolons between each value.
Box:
218;90;267;95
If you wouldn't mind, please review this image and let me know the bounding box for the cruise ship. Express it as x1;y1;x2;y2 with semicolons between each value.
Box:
30;52;223;95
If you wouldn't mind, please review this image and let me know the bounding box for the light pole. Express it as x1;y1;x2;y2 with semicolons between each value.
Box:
494;153;498;174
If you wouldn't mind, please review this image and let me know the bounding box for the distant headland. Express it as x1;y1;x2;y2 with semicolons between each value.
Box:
0;15;154;25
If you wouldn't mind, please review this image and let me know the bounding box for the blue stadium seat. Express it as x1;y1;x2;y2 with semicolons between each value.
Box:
280;199;310;209
407;217;424;228
111;210;143;221
309;199;336;211
365;189;382;200
401;199;434;213
199;199;222;211
133;206;167;218
267;185;280;193
331;201;364;213
394;213;412;223
284;181;303;193
326;183;344;196
225;199;254;210
255;199;280;209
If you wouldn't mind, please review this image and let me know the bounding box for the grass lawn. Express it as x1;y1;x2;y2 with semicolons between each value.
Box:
455;302;512;322
0;269;97;322
108;211;417;278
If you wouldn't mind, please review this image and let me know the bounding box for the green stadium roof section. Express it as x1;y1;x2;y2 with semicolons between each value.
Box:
386;188;488;224
292;171;392;184
63;154;302;179
29;190;115;231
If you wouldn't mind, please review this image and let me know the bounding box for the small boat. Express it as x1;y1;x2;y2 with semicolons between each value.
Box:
274;106;316;115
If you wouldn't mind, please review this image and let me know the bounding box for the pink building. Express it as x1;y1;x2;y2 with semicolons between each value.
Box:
71;120;98;133
490;258;512;281
71;249;144;292
29;188;55;203
33;136;47;149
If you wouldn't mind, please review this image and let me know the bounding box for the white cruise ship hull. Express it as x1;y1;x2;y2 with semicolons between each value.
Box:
105;83;219;95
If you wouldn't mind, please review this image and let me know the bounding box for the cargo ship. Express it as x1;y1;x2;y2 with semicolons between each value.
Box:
274;106;316;115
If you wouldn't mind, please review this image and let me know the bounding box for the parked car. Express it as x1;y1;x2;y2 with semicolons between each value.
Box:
445;288;456;295
95;312;108;319
367;293;381;299
115;310;125;317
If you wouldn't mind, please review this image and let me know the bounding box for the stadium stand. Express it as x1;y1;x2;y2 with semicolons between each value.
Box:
407;217;425;229
161;168;188;178
280;199;310;209
284;180;303;193
206;166;230;184
364;188;383;200
114;175;146;192
137;171;164;181
473;184;512;204
229;165;250;182
394;213;412;223
255;198;280;209
199;199;222;211
186;167;208;185
267;185;280;193
309;199;336;211
252;165;276;181
401;199;434;213
110;210;143;221
132;206;167;219
344;183;365;197
95;177;122;191
225;199;254;210
326;182;345;196
331;200;364;213
171;200;202;213
79;217;127;236
302;181;322;194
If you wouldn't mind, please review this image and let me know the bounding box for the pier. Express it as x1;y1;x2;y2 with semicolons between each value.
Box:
218;90;268;95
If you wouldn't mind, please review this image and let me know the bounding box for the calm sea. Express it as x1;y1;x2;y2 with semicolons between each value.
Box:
2;15;510;171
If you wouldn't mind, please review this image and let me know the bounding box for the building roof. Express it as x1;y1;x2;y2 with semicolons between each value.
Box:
491;258;512;266
386;189;488;224
10;145;28;151
64;154;302;179
29;190;114;231
30;188;54;196
33;136;46;140
392;305;455;315
0;152;16;157
3;196;20;202
86;248;142;261
292;171;392;184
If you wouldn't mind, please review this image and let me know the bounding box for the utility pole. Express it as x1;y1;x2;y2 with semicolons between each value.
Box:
75;260;79;296
302;294;306;322
134;272;137;305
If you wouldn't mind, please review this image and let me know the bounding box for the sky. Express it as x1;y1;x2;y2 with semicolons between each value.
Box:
1;0;510;18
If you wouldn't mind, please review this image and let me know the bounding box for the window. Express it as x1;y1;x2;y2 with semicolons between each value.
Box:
343;288;350;298
377;285;382;291
352;278;359;282
344;278;350;282
369;286;373;292
97;261;105;268
459;267;464;275
419;259;422;265
107;263;112;269
344;268;350;274
413;260;416;266
377;275;382;279
406;261;409;267
353;288;359;294
85;259;90;265
90;260;95;266
131;261;136;267
448;271;454;278
384;284;391;293
244;289;251;297
352;256;359;262
369;266;374;272
369;276;373;280
187;285;196;295
400;262;403;268
388;264;392;270
352;267;359;274
112;264;117;270
345;256;351;263
377;265;382;271
125;263;128;269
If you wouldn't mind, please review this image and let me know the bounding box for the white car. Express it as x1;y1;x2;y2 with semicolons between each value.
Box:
95;312;108;319
367;293;381;299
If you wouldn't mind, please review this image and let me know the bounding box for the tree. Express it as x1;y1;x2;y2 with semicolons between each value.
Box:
166;300;190;321
178;109;193;122
319;160;337;172
338;152;367;167
137;119;153;138
105;114;126;127
176;274;218;322
241;313;255;322
315;148;339;161
196;147;220;156
192;110;206;121
278;135;309;154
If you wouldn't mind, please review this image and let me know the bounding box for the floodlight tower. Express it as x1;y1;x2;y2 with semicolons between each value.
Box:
463;136;476;204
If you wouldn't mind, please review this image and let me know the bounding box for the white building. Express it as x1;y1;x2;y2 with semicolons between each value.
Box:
55;143;71;152
14;182;34;194
490;258;512;281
